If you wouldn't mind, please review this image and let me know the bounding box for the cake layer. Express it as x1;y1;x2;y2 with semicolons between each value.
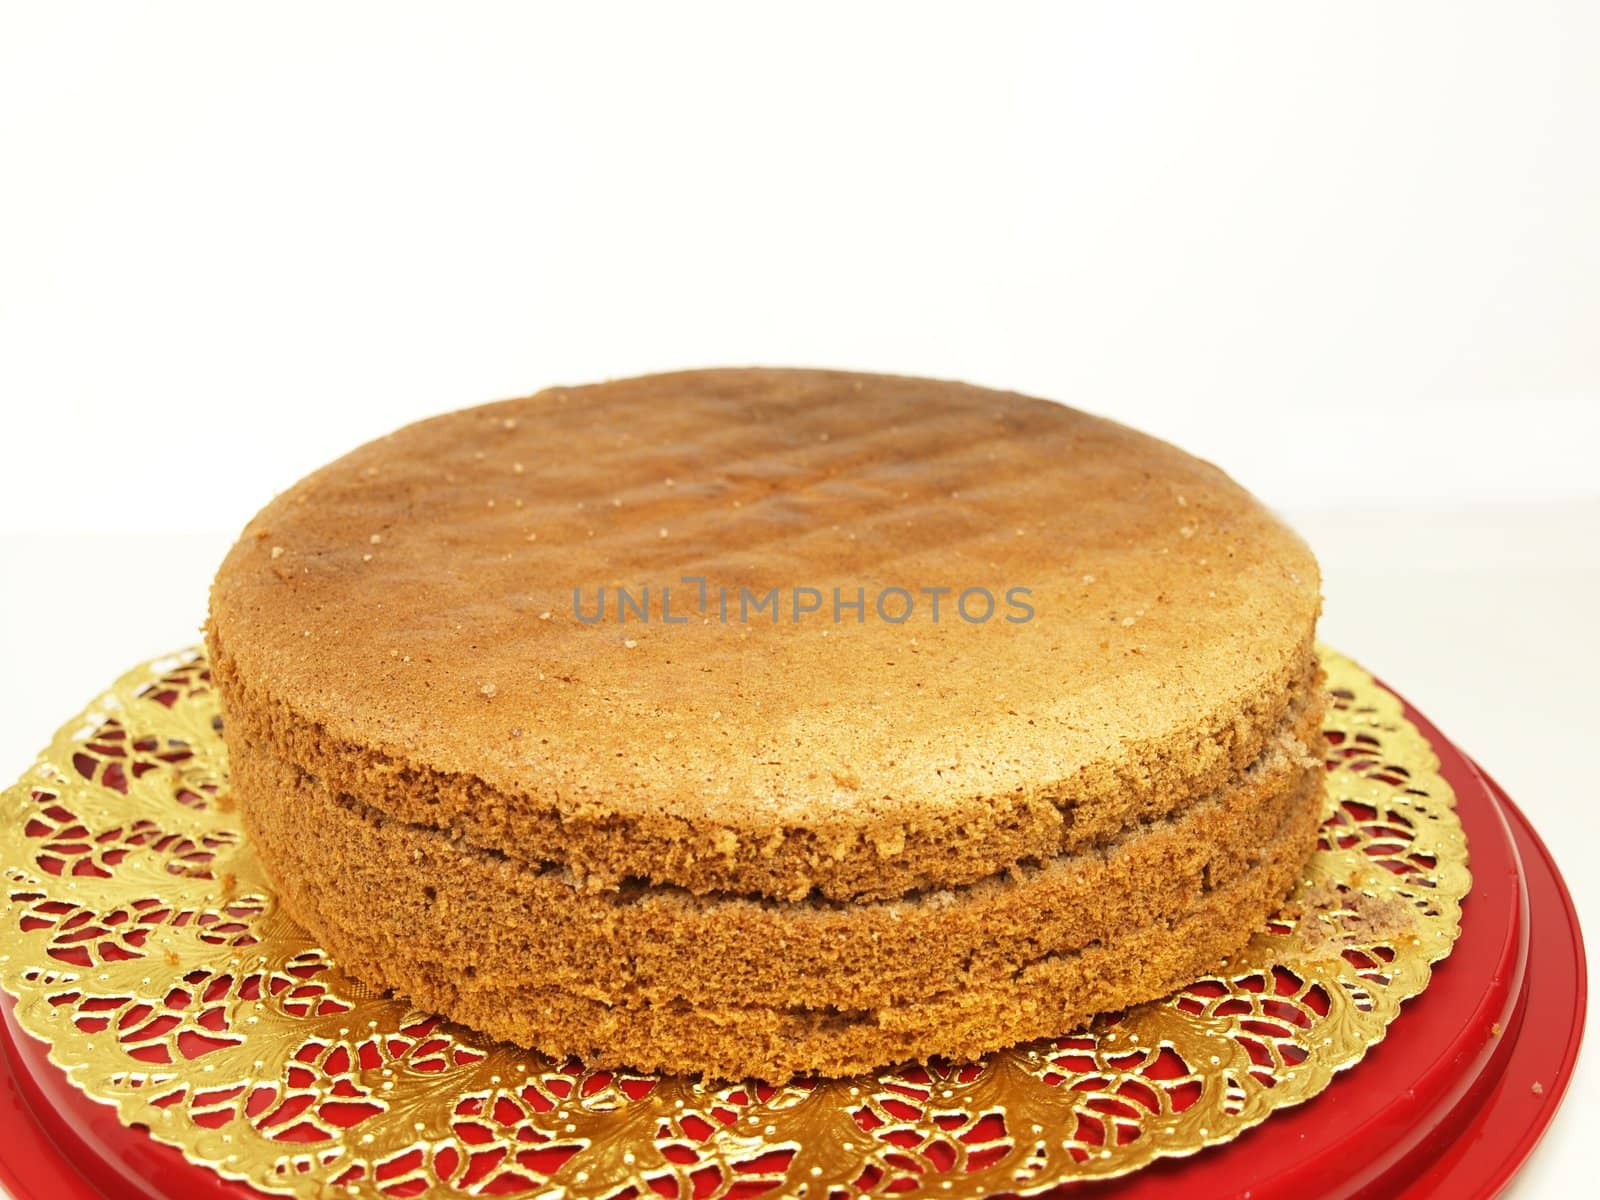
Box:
240;758;1323;1081
217;640;1320;904
209;368;1323;902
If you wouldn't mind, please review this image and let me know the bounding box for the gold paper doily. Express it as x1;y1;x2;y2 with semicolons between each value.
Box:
0;648;1468;1198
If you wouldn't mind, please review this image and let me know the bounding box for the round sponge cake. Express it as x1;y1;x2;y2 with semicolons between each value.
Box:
209;368;1325;1079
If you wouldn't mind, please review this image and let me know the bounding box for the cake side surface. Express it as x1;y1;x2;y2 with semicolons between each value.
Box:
237;722;1325;1081
232;685;1324;1019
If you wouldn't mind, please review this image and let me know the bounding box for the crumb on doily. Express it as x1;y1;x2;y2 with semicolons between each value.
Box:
1289;880;1419;960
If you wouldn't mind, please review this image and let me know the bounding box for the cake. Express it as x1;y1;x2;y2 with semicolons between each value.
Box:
208;367;1326;1081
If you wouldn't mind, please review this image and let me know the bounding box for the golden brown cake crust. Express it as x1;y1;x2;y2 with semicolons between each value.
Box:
209;368;1322;902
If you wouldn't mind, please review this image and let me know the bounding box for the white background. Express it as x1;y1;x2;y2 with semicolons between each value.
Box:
1;3;1595;1195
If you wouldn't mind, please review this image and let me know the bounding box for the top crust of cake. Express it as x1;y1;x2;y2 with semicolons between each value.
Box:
208;368;1321;900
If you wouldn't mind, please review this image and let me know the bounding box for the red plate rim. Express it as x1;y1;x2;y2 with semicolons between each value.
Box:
0;679;1586;1200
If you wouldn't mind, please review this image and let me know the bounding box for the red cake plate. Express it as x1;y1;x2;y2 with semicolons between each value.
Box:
0;680;1585;1200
